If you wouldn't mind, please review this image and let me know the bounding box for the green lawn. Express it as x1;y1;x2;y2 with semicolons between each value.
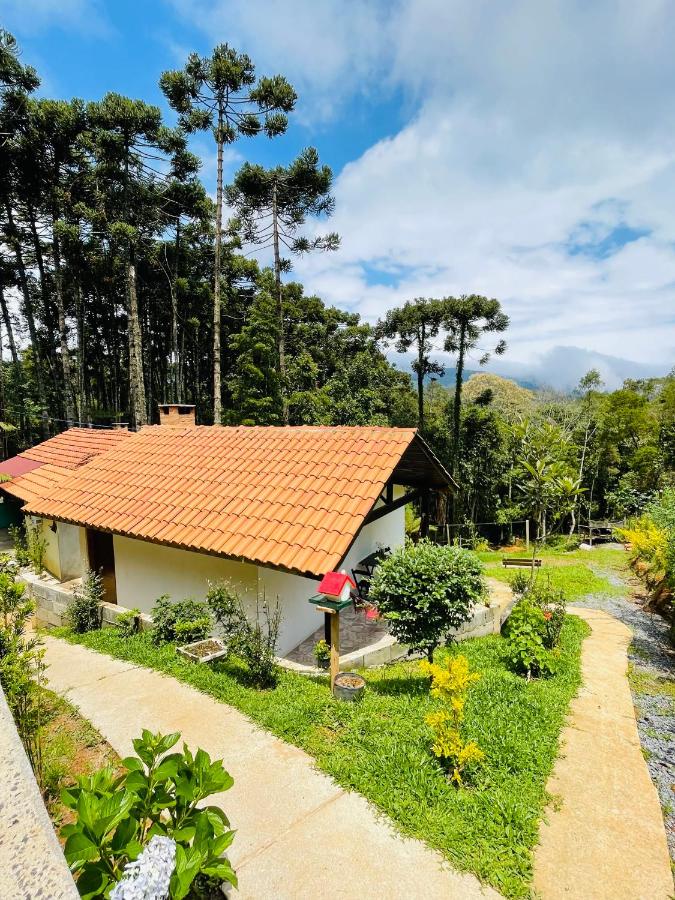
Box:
479;545;627;600
53;613;589;898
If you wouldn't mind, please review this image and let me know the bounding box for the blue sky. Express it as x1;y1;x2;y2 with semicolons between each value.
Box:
4;0;675;388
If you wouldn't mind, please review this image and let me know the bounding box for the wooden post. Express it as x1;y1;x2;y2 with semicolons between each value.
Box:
525;519;530;550
324;611;331;645
330;611;340;692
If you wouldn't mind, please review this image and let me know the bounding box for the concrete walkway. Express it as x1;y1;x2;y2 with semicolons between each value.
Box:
533;607;674;899
42;636;499;900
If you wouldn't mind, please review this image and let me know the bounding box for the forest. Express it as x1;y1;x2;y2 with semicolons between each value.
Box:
1;29;673;537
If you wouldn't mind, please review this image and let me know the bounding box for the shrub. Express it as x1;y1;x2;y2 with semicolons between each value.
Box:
67;569;103;634
502;600;555;678
61;728;237;899
369;540;486;661
151;595;211;646
509;569;530;597
116;607;141;638
206;582;244;648
527;579;567;649
26;518;46;574
420;654;484;785
9;522;30;568
238;596;281;688
0;557;45;779
207;583;282;687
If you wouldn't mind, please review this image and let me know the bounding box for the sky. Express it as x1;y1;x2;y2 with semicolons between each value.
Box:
3;0;675;390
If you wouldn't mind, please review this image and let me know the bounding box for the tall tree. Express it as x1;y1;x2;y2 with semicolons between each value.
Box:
442;295;508;471
376;297;446;433
226;148;339;422
86;93;191;428
160;45;296;424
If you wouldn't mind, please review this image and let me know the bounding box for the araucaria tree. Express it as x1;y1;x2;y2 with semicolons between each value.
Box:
375;297;446;433
226;148;339;422
160;46;296;424
86;93;195;428
443;295;509;471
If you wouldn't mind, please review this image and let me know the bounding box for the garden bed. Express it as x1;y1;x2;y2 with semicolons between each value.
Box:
39;689;121;833
54;615;589;898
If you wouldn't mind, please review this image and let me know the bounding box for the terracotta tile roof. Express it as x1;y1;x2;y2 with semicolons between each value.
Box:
20;428;132;469
0;428;133;503
24;425;443;577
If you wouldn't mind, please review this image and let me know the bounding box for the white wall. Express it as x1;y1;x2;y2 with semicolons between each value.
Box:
257;567;321;656
112;536;258;615
62;485;407;657
57;524;83;581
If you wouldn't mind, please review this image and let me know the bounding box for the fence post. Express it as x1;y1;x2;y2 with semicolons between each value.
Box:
525;519;530;550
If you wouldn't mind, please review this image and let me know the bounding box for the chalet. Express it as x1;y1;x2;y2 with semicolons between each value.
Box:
0;407;453;655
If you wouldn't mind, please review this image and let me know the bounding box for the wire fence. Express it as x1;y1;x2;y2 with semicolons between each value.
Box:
427;520;532;548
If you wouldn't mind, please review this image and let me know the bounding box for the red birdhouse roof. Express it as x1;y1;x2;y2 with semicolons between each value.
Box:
318;571;355;597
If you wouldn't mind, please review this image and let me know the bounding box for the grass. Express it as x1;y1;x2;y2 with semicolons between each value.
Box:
53;615;590;898
478;545;627;600
39;688;120;832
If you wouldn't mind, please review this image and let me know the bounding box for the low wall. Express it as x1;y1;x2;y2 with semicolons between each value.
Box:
0;683;78;898
280;599;507;674
20;571;153;632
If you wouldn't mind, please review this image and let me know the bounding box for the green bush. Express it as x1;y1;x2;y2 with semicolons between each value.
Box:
151;595;211;646
66;569;103;634
116;607;141;638
9;523;30;568
0;555;45;779
502;600;555;678
26;518;46;574
61;728;237;899
509;570;530;597
369;540;486;661
207;583;282;687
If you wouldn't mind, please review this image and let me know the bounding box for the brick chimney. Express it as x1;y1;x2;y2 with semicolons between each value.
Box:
158;404;196;427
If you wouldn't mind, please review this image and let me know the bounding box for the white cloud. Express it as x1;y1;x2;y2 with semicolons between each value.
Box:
173;0;675;370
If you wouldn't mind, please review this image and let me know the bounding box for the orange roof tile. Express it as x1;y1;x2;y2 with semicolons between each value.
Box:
24;425;451;578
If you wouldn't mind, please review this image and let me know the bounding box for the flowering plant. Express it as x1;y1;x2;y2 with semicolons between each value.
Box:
420;655;484;784
61;729;236;899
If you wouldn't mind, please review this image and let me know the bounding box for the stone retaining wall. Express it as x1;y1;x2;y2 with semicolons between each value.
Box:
0;683;78;899
20;571;153;631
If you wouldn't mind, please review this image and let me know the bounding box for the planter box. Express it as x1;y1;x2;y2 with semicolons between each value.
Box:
177;638;227;664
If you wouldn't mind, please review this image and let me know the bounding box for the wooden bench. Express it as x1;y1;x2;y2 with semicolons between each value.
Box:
502;557;542;568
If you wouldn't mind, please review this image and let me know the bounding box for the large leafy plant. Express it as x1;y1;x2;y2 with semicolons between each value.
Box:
61;729;237;899
369;541;486;661
151;595;211;646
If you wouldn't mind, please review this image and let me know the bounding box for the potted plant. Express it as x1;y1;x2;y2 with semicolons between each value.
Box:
313;639;330;670
333;672;366;702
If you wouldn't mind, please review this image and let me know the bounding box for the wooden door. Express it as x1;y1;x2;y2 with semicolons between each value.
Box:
86;529;117;604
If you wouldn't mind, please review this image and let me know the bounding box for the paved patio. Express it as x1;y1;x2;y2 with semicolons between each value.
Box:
285;603;390;665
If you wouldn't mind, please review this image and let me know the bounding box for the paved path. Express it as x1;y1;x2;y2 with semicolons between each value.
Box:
533;607;674;899
42;636;499;900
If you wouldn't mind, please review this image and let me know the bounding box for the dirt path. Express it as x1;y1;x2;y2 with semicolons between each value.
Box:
534;607;673;899
571;560;675;862
41;635;499;900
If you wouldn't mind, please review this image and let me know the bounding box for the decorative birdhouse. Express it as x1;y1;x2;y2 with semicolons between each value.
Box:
318;571;355;604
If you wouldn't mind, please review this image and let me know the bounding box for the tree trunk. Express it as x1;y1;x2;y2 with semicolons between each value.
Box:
27;205;58;384
212;113;224;425
0;285;20;366
52;220;75;424
75;283;89;425
451;321;467;473
4;202;49;437
171;221;180;403
417;328;425;433
272;179;288;424
126;257;147;429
